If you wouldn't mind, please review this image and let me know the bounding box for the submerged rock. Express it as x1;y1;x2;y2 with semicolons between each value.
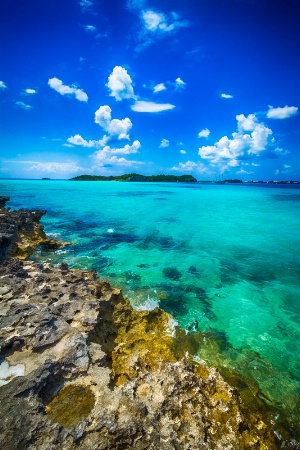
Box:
0;199;295;449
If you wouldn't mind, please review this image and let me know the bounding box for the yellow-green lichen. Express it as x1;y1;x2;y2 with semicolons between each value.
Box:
46;384;95;428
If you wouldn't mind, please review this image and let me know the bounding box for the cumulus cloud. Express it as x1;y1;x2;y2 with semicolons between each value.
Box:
153;83;166;93
93;141;142;167
66;134;98;148
175;77;186;90
180;150;186;154
221;93;233;99
266;105;298;119
24;88;36;94
159;139;169;148
94;105;133;140
131;100;175;113
106;66;135;101
48;77;88;102
198;128;210;138
15;101;32;111
198;113;273;166
0;81;7;90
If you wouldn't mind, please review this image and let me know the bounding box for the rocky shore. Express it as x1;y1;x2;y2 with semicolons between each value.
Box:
0;196;296;449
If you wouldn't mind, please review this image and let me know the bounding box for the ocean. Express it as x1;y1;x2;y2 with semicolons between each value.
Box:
1;179;300;433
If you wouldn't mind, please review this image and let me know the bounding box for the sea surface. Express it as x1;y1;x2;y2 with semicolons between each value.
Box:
1;179;300;435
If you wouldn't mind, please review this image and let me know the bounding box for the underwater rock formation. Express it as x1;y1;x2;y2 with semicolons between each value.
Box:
0;196;292;449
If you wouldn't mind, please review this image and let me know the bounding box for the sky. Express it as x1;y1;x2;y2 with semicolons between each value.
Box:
0;0;299;181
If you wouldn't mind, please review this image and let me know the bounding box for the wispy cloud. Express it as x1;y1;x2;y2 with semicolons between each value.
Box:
171;160;208;173
79;0;94;12
48;77;88;102
198;128;210;138
106;66;135;101
175;77;186;90
221;93;233;99
180;150;186;154
141;10;189;34
84;24;97;32
159;139;169;148
0;81;7;90
15;101;32;111
266;105;298;119
131;100;175;113
153;83;166;93
134;8;190;51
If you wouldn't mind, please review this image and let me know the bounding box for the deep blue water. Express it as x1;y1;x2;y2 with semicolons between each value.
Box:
1;179;300;427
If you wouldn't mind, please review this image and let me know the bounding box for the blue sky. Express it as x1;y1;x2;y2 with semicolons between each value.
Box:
0;0;299;180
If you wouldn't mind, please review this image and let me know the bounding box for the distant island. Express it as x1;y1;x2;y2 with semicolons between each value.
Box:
70;173;197;182
69;174;300;184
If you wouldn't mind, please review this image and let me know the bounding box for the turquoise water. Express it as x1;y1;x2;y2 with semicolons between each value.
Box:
1;179;300;429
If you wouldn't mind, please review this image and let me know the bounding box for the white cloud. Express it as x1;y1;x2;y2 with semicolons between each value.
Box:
0;81;7;90
153;83;166;93
131;100;175;113
236;168;254;175
67;134;97;148
141;9;189;34
48;77;88;102
94;105;133;140
80;0;94;11
284;164;291;169
198;113;273;165
25;88;36;94
15;101;32;111
180;150;186;154
171;160;207;173
27;161;83;173
221;93;233;99
160;139;169;148
266;105;298;119
274;147;289;155
175;77;186;89
84;25;96;32
127;0;146;10
252;163;260;167
198;128;210;138
93;141;142;167
106;66;135;101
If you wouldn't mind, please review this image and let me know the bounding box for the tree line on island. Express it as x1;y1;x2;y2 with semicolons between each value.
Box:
69;173;197;182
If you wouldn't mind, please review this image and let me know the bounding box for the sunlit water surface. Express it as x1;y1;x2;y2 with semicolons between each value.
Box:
1;179;300;434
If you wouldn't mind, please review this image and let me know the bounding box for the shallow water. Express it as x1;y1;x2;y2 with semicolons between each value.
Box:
1;179;300;432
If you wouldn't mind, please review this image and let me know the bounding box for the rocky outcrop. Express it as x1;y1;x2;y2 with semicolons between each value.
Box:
0;196;69;260
0;197;293;449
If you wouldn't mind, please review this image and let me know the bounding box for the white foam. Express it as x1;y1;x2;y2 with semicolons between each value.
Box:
0;360;25;386
107;228;115;233
134;295;160;311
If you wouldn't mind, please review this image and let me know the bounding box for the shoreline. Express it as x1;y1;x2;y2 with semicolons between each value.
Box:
0;196;299;448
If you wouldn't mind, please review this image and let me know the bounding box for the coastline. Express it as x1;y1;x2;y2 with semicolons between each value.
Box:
0;196;299;449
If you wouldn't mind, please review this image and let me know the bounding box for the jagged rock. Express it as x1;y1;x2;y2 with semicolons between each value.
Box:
0;199;297;449
0;198;69;260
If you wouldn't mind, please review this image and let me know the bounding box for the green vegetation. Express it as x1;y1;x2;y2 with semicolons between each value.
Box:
70;173;197;182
